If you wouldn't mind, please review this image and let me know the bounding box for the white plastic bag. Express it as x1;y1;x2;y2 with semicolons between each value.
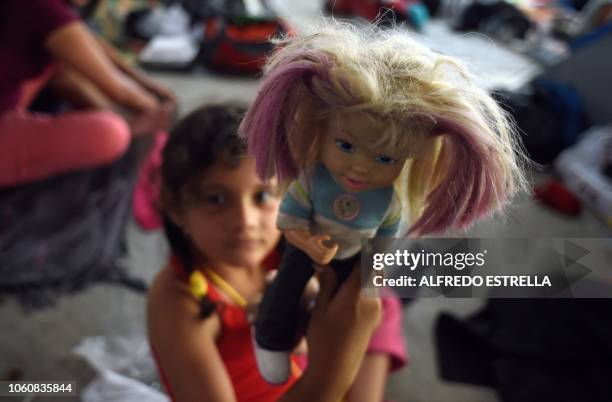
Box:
81;369;169;402
556;125;612;227
73;335;169;402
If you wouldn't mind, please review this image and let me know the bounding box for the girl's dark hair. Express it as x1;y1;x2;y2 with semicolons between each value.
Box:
161;104;247;318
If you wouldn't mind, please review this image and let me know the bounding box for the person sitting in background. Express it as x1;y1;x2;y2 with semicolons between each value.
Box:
0;0;175;188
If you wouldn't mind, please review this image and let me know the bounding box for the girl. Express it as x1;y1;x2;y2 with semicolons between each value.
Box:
147;104;406;402
240;20;528;382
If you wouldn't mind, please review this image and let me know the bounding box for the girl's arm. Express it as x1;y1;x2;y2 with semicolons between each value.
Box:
148;266;236;402
148;264;380;402
281;265;382;402
346;354;391;402
44;22;159;112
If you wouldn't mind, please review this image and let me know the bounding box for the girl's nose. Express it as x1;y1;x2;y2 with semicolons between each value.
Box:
231;199;257;231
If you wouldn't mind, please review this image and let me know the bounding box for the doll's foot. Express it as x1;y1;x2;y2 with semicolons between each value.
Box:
252;333;291;384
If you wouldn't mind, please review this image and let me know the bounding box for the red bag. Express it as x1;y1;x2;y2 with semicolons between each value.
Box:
200;17;293;74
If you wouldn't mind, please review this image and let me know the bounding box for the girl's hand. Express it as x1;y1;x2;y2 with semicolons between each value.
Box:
279;264;381;402
305;235;338;265
293;264;381;401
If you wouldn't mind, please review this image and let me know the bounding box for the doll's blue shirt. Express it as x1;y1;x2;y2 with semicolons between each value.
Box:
278;163;402;259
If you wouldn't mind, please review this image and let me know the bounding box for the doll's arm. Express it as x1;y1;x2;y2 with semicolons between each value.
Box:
279;169;338;264
284;229;338;265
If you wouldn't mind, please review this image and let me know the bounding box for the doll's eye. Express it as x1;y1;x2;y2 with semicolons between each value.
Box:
375;155;396;165
335;139;355;154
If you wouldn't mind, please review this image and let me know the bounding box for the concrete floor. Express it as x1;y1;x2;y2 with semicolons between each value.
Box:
1;3;610;401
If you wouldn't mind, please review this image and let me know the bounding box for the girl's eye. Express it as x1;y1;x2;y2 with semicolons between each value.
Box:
203;194;226;205
335;139;355;154
254;190;273;204
375;154;396;165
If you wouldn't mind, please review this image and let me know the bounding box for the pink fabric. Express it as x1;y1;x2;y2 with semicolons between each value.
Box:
368;290;408;372
132;131;168;230
294;289;408;373
0;109;130;187
17;66;57;112
0;13;131;189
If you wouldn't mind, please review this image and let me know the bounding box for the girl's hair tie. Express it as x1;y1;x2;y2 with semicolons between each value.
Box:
189;270;209;299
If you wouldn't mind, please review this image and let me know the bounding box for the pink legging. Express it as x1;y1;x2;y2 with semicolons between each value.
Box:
0;109;130;187
0;66;131;188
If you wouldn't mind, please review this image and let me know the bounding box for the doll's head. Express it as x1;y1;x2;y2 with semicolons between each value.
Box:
240;20;528;236
161;105;281;279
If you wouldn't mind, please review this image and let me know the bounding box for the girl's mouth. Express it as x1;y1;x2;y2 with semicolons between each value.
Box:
231;238;261;250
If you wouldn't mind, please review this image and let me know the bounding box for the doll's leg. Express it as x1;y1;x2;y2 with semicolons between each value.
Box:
256;244;313;349
254;244;314;383
331;252;361;288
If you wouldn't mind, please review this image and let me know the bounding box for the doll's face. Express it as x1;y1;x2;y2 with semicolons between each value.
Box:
320;112;407;193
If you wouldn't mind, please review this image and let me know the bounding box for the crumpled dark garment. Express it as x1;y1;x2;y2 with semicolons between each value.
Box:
436;298;612;402
0;146;146;310
455;2;533;40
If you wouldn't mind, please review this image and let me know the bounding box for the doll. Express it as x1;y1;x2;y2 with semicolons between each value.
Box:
239;20;528;384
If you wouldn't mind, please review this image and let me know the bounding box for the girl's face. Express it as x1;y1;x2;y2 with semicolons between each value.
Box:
171;157;281;270
320;112;407;193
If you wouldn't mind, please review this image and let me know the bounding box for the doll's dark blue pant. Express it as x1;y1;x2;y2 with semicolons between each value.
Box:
255;243;360;351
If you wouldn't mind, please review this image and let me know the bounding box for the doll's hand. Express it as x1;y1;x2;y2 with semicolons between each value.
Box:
305;235;338;265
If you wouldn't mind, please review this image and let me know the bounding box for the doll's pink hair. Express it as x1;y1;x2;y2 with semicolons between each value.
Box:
407;117;513;235
240;51;333;182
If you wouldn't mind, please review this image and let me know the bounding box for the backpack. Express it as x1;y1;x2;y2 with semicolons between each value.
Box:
199;14;291;74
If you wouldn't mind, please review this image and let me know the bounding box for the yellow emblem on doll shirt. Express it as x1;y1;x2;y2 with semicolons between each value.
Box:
333;194;360;221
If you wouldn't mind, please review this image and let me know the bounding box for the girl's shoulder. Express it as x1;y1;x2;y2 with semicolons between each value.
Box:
148;264;189;300
147;264;222;336
147;265;234;401
149;264;190;304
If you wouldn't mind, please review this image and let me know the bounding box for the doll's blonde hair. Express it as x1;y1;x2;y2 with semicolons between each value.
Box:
240;19;529;236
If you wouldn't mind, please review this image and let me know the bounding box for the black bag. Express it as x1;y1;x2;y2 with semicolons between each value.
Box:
492;79;587;165
436;299;612;402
